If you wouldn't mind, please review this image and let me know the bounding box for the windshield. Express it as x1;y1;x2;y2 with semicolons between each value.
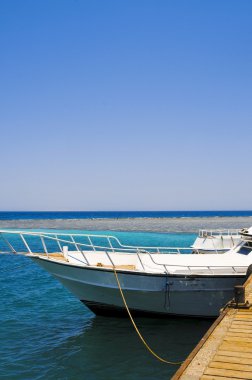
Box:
237;241;252;255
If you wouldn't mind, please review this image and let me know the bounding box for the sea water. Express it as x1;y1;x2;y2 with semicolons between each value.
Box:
0;210;252;220
1;211;249;379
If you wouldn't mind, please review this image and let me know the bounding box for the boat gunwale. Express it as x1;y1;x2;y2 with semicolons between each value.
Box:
29;254;247;279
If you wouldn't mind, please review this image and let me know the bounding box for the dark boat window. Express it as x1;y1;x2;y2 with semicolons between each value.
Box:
238;241;252;255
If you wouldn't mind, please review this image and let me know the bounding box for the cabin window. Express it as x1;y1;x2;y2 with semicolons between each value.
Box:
237;241;252;255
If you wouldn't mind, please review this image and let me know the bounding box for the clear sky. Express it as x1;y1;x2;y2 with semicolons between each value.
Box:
0;0;251;211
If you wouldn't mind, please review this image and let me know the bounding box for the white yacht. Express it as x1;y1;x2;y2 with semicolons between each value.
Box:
191;229;241;253
0;228;252;318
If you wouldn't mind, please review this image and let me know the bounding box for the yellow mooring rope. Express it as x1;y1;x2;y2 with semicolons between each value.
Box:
113;267;184;365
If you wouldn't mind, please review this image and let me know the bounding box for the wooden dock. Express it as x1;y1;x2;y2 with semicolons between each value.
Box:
172;275;252;380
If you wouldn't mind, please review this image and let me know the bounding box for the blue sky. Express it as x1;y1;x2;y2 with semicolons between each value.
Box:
0;0;251;211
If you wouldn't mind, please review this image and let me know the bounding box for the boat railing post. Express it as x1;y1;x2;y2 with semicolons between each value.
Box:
104;250;116;267
0;233;17;253
20;233;32;254
87;236;96;252
70;235;81;252
208;266;215;275
145;250;170;273
40;236;49;258
70;235;90;265
107;237;115;253
78;245;90;266
55;235;63;253
164;265;170;274
136;252;145;271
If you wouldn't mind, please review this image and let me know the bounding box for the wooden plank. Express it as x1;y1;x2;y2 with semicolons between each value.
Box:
229;331;252;336
231;326;252;331
235;311;252;314
226;332;252;337
219;342;252;353
233;319;252;323
218;350;252;359
234;316;252;320
232;321;252;326
222;342;252;350
224;336;252;344
209;361;252;372
236;310;252;313
204;367;252;379
201;376;245;380
229;328;252;333
232;320;252;323
213;354;252;365
228;329;252;333
233;320;252;324
231;326;252;330
230;323;252;331
96;263;136;270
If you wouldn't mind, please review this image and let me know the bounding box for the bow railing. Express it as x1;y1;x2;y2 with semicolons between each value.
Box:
0;229;194;255
0;230;245;275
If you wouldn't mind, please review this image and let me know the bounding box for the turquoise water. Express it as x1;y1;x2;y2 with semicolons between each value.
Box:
0;230;211;380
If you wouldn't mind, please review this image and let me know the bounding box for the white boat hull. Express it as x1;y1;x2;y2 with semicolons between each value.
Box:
192;237;241;254
31;257;245;318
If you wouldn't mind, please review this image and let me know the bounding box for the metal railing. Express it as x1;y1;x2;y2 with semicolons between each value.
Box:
149;256;245;275
0;230;247;275
0;229;194;255
199;229;241;237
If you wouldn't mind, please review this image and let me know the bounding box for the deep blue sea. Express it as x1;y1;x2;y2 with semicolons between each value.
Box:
0;211;246;379
0;210;252;220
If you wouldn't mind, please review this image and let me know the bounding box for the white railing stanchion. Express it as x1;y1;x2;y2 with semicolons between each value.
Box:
40;236;49;258
70;235;80;252
136;253;145;271
104;251;116;267
20;234;32;254
0;233;17;253
87;236;96;251
70;235;90;265
55;235;63;253
107;237;115;253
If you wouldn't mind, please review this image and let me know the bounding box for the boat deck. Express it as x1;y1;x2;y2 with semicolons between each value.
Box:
172;275;252;380
37;253;136;270
34;250;249;276
39;253;69;262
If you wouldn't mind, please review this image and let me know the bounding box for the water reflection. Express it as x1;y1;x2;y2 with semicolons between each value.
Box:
28;314;211;380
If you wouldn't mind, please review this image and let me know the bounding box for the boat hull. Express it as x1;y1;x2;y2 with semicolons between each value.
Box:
31;257;245;318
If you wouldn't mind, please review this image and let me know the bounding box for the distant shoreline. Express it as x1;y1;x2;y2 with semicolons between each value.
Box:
0;216;251;233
